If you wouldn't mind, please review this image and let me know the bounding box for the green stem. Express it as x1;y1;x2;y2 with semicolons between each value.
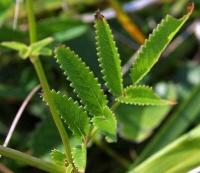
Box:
25;0;73;164
0;145;64;173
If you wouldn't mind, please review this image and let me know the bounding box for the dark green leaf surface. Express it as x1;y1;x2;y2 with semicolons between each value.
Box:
117;85;174;106
72;144;87;172
130;7;193;84
51;90;90;138
92;106;117;142
55;46;107;116
116;83;176;142
51;149;66;166
55;47;117;141
95;13;123;97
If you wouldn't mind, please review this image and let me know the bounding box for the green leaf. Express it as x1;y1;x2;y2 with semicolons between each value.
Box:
95;12;123;96
130;5;193;84
55;46;107;116
1;41;29;59
116;83;176;142
30;37;53;56
92;106;117;142
1;37;53;59
51;149;66;166
55;46;117;142
117;85;174;106
65;164;73;173
135;83;200;164
1;41;27;51
51;90;90;138
72;144;87;173
129;125;200;173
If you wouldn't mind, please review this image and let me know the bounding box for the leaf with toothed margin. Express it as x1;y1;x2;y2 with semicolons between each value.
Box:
55;46;107;116
65;164;73;173
117;85;175;106
72;144;87;173
130;4;193;84
51;149;66;166
51;90;90;138
92;106;117;142
55;47;117;142
95;12;123;97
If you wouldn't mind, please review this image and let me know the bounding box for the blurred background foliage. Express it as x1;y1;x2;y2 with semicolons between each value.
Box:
0;0;200;172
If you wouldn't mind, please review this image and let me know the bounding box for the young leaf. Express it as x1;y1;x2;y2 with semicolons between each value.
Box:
95;11;123;97
117;85;175;106
51;149;66;166
51;90;90;138
129;125;200;173
92;106;117;142
30;37;53;56
1;37;53;59
1;41;29;59
55;46;107;116
72;144;87;173
130;4;193;84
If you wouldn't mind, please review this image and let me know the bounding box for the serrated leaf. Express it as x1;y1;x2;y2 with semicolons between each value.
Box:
72;144;87;173
130;125;200;173
116;83;176;142
117;85;174;106
51;149;66;166
55;46;107;116
51;90;90;138
135;83;200;164
95;12;123;96
65;164;73;173
130;4;193;84
92;106;117;142
55;47;117;142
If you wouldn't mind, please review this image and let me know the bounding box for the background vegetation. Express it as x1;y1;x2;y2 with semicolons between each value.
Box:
0;0;200;172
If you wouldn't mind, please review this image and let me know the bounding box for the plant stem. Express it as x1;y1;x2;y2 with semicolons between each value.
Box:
25;0;73;164
0;145;64;173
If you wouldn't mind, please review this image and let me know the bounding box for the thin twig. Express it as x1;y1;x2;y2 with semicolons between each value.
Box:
0;163;13;173
3;85;41;147
13;0;22;30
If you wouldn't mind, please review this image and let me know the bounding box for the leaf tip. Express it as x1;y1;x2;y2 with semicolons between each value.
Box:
95;10;104;20
187;2;194;13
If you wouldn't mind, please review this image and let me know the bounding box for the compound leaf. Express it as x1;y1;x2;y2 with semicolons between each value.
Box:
130;4;193;84
95;12;123;96
55;46;117;142
117;85;175;106
51;90;90;138
55;46;107;117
